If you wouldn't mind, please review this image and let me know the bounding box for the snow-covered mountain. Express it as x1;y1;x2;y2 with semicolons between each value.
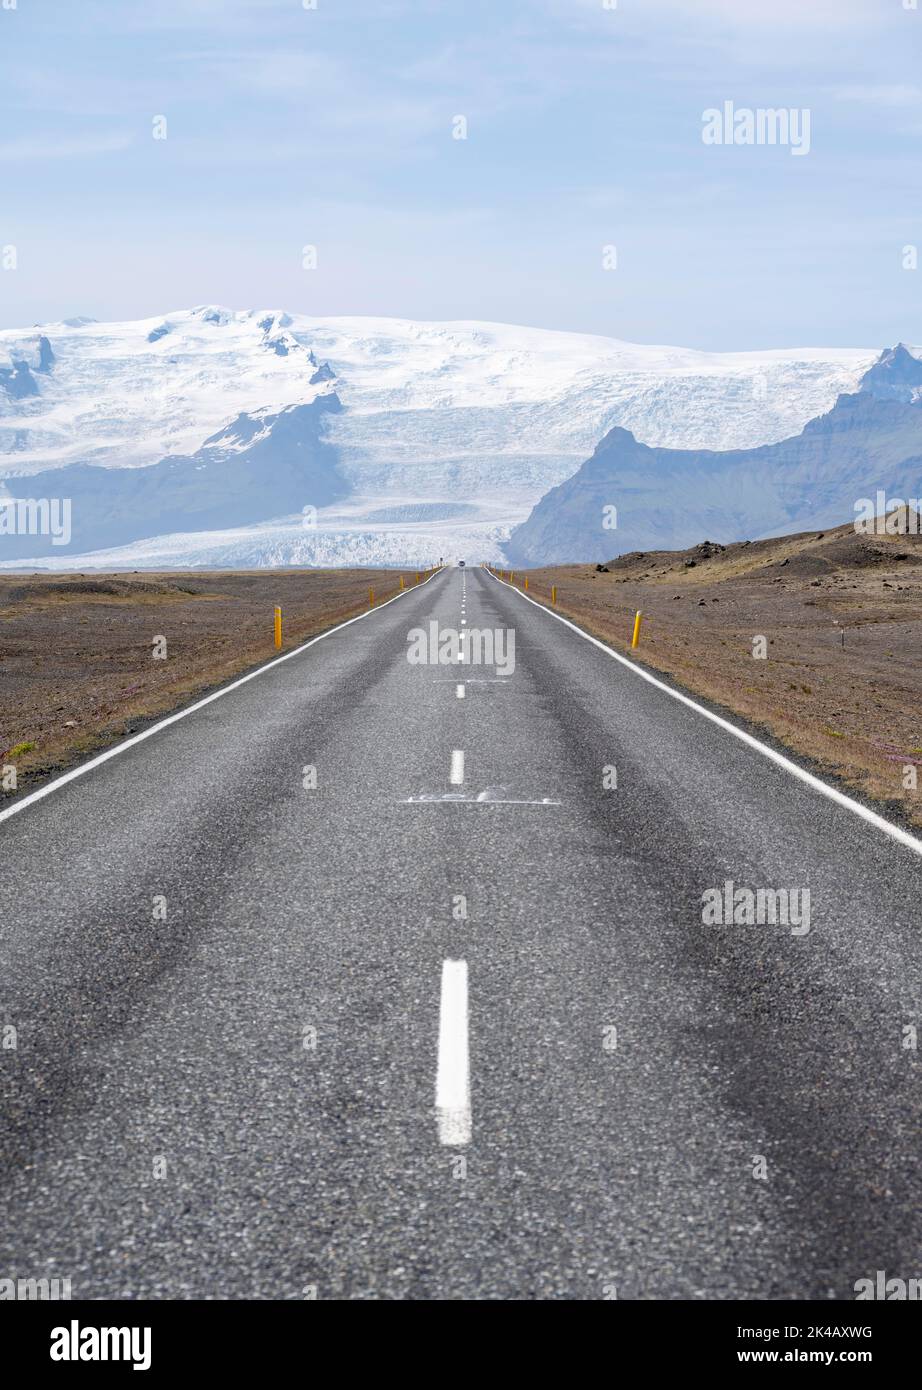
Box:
0;398;347;562
0;306;884;568
506;346;922;565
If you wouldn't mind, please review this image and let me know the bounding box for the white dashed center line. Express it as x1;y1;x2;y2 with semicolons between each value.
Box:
436;959;471;1146
456;683;465;698
450;749;465;784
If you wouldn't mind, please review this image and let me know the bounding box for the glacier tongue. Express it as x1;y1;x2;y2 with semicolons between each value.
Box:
0;501;515;573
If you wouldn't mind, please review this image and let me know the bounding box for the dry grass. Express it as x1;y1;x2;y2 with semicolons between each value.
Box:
503;520;922;828
0;567;425;799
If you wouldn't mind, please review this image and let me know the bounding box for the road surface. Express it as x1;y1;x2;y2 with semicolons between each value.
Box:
2;566;921;1300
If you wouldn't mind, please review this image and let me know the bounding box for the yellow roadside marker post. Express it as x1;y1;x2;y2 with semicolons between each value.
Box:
552;585;557;606
274;606;282;649
631;610;643;649
524;577;529;591
369;588;375;607
416;572;421;584
400;575;405;590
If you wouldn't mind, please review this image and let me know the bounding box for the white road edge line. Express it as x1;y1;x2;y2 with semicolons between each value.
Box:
0;568;447;828
436;959;471;1146
486;569;922;859
450;749;465;784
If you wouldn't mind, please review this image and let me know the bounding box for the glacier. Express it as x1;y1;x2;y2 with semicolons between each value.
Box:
0;305;887;569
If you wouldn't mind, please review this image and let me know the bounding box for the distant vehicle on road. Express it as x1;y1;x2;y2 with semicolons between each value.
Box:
458;560;466;567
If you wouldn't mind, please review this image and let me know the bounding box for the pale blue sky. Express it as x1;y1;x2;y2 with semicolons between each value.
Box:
1;0;920;348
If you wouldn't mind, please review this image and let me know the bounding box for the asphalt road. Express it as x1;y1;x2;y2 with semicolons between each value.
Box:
2;565;922;1300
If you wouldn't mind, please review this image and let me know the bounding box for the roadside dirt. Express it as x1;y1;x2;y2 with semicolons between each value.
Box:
509;520;922;828
0;567;425;801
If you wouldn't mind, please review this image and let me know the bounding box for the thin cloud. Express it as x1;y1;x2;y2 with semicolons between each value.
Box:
0;133;133;162
567;0;880;23
834;84;922;107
